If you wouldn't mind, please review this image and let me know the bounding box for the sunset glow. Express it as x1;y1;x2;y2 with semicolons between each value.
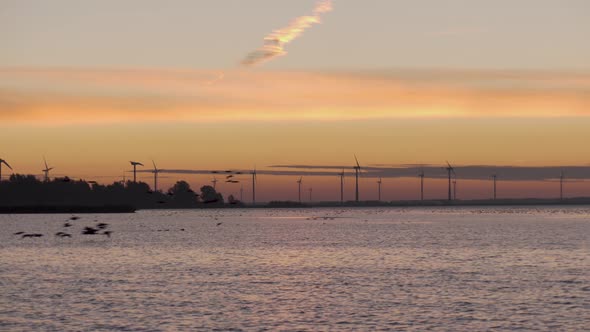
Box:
1;0;589;199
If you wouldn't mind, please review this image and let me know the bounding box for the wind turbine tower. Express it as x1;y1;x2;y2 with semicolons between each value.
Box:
251;168;257;205
309;187;313;202
42;157;54;182
0;158;13;182
445;161;456;201
418;170;425;201
338;169;345;203
377;177;382;201
212;177;218;190
354;155;361;202
560;171;564;200
130;161;144;183
151;160;162;192
297;177;303;203
492;174;498;200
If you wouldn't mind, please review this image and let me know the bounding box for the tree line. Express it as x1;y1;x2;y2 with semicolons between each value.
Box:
0;174;240;209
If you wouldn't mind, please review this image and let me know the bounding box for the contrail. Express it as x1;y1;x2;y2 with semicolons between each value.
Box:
241;0;333;67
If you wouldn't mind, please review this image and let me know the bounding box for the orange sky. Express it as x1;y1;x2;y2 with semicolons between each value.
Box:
1;67;590;200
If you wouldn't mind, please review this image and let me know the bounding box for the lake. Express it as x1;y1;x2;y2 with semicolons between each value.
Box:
1;207;588;331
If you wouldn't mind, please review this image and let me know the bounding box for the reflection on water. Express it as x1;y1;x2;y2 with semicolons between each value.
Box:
1;207;589;330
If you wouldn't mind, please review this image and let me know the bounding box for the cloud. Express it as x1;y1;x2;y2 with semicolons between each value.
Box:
241;0;333;66
136;165;590;182
0;67;589;125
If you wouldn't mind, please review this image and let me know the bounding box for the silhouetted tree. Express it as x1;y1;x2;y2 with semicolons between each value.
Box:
200;185;223;205
169;181;199;206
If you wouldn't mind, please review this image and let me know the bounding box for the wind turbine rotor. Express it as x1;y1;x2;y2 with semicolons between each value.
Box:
0;159;12;170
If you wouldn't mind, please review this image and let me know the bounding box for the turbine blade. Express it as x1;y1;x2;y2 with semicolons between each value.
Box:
152;160;157;170
3;160;12;170
354;154;360;168
44;156;48;169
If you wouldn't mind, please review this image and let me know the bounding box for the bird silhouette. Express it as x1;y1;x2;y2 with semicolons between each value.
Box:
82;227;99;235
22;233;43;238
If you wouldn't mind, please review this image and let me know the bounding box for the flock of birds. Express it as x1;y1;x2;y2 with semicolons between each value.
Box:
13;215;112;239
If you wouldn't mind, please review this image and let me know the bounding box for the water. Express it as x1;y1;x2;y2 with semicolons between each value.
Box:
1;207;589;331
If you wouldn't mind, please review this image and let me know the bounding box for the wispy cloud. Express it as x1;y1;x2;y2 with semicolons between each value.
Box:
241;0;333;66
137;165;590;181
1;67;589;125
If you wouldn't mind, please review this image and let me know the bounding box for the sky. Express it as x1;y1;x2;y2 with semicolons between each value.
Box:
1;0;589;201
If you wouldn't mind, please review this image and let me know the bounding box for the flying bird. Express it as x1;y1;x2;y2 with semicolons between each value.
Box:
82;227;99;235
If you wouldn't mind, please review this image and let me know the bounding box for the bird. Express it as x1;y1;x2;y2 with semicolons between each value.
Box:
96;223;109;230
64;222;72;227
13;231;24;235
216;222;223;226
103;231;112;238
82;227;99;235
70;216;80;221
22;233;43;238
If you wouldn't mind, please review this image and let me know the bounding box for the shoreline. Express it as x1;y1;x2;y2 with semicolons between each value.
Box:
1;198;589;214
0;205;136;214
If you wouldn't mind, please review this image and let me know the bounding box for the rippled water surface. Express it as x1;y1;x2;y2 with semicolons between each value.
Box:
1;207;589;331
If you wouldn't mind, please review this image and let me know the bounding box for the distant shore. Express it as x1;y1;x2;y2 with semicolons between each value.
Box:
253;197;590;208
2;198;589;214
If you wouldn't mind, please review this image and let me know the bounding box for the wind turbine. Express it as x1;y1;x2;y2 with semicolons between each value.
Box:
297;177;303;203
212;177;218;190
560;171;564;201
251;167;257;205
354;155;362;202
0;158;13;182
129;161;144;183
445;161;456;201
377;177;382;201
338;169;345;203
151;160;163;192
309;187;313;202
491;174;498;200
42;157;54;182
418;169;425;201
